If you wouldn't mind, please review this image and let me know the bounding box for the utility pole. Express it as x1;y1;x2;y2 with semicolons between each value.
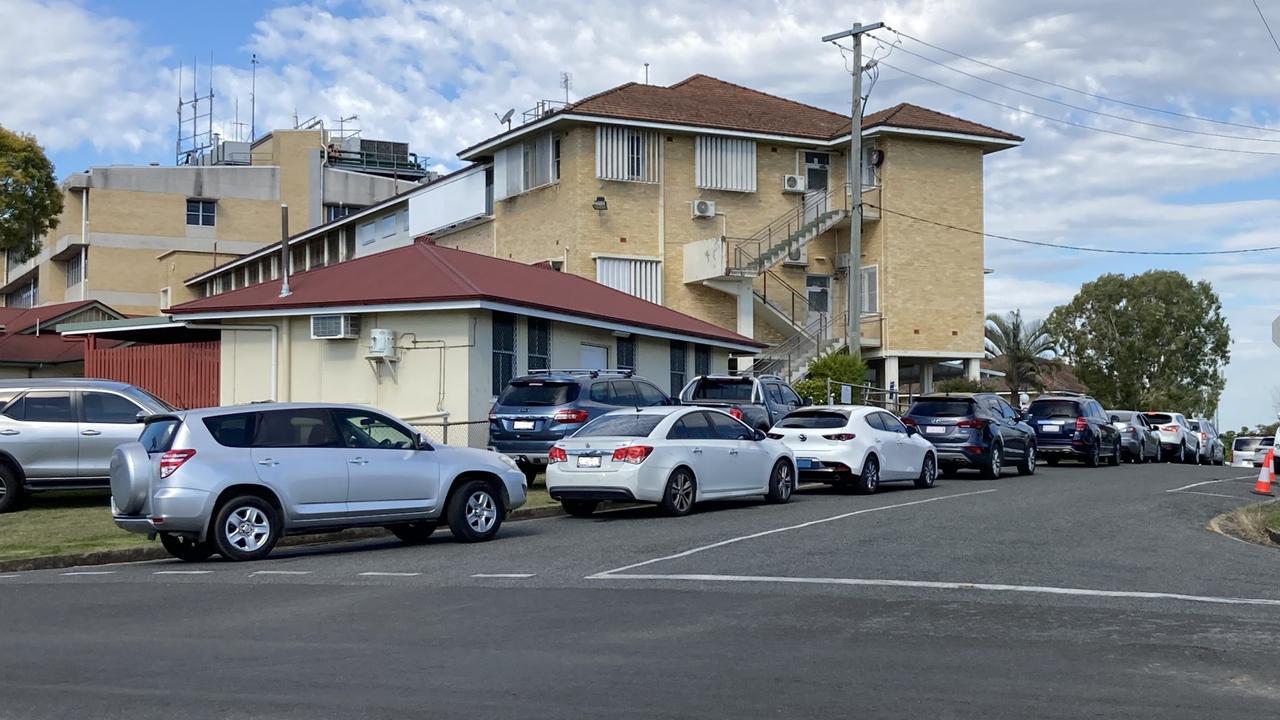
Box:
822;21;882;358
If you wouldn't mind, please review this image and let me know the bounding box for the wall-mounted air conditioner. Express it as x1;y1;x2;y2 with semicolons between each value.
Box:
691;199;716;219
782;174;806;194
368;328;396;357
311;314;361;340
783;244;808;266
835;252;852;270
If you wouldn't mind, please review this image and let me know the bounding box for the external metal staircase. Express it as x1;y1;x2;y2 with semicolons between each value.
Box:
725;183;852;278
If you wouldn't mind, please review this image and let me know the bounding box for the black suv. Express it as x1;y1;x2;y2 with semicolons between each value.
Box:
902;392;1037;479
678;374;805;431
1025;394;1121;467
489;369;672;483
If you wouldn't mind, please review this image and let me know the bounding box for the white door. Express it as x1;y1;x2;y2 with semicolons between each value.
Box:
707;411;768;493
667;411;727;496
877;412;920;478
802;152;830;223
580;344;608;370
865;412;908;479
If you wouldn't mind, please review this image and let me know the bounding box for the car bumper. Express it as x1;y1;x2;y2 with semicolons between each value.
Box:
489;439;556;465
546;463;663;503
112;487;212;536
933;445;990;468
1120;437;1143;454
787;446;865;481
1037;439;1092;459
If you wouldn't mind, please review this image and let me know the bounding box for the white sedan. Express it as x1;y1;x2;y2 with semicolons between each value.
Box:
767;405;938;493
545;406;796;517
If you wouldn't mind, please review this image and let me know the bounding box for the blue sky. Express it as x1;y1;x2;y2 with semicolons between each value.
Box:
4;0;1278;430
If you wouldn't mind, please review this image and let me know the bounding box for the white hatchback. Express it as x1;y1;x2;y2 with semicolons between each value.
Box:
545;406;796;517
768;405;938;494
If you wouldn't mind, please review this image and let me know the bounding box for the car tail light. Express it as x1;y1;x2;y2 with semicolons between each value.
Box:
1126;427;1137;433
488;404;497;422
767;432;784;440
823;433;857;441
1199;432;1207;442
1075;417;1088;432
553;408;589;424
548;446;568;464
159;449;196;479
611;445;654;464
900;417;916;426
956;418;985;429
728;407;744;421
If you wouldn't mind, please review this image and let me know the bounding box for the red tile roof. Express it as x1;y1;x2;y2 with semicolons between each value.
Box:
860;103;1022;142
0;300;117;365
170;242;765;349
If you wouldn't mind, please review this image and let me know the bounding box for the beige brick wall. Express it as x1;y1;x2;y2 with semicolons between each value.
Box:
252;130;324;231
434;220;495;255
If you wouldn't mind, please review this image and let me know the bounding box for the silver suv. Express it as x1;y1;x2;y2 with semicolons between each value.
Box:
111;403;527;561
0;379;174;513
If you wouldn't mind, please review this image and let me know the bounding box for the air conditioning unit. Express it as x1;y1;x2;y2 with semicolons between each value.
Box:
782;174;806;194
311;314;361;340
783;244;808;266
368;328;396;357
835;252;852;270
691;199;716;219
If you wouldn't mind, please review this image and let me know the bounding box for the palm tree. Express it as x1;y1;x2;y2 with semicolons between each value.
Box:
985;310;1055;397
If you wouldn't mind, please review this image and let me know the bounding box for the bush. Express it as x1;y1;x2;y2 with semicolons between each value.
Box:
791;350;868;404
792;377;831;404
934;377;983;393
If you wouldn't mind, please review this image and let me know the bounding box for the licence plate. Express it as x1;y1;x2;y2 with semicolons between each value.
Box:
513;420;535;430
1041;424;1061;433
577;455;601;468
925;426;945;435
797;458;817;469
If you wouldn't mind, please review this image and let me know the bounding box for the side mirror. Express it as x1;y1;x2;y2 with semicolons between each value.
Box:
415;432;433;450
906;425;919;437
753;429;767;441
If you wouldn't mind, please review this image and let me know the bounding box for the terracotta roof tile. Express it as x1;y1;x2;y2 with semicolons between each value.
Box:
0;300;117;365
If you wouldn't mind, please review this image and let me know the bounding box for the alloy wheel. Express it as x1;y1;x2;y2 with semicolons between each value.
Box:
670;474;695;513
465;491;498;534
778;463;793;501
866;461;880;491
223;506;271;553
1026;446;1036;472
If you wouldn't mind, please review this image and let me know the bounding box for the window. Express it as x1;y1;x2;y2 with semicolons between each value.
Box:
203;413;258;447
186;199;215;226
401;209;410;232
251;409;341;448
140;419;181;453
777;411;849;429
669;340;687;397
357;221;376;246
6;391;73;422
159;287;171;310
686;378;753;402
636;382;667;406
708;411;753;441
908;398;975;417
492;312;517;395
333;409;415;450
552;135;562;182
765;383;785;405
617;335;636;371
325;233;340;266
324;204;362;223
495;132;555;200
609;380;640;406
860;266;879;314
779;385;802;406
879;413;909;434
865;412;888;431
379;214;397;238
497;381;578;406
344;228;357;259
5;279;37;308
576;414;663;438
589;382;614;404
694;346;711;376
81;392;143;424
65;252;84;288
1030;400;1082;419
861;144;880;188
527;318;550;371
998;400;1018;420
667;411;715;440
596;257;662;303
596;125;658;183
695;136;757;192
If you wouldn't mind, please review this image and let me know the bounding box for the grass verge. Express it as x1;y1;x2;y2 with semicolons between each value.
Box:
1212;500;1280;547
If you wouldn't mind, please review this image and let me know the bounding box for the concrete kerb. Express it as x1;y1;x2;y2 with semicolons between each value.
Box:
1206;498;1280;550
0;503;567;574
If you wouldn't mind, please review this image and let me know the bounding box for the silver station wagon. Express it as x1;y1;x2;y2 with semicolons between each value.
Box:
111;403;528;561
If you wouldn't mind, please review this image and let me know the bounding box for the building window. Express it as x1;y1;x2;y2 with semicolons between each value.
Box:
861;144;880;188
344;227;357;259
617;335;635;371
552;135;561;182
4;279;37;308
695;136;757;192
596;125;658;183
159;287;171;310
860;265;879;314
595;257;662;304
324;204;362;223
379;214;397;238
290;245;306;274
325;232;340;266
694;345;710;376
495;132;555;200
65;252;84;289
357;221;376;246
670;340;687;396
186;199;215;226
527;317;550;371
492;312;517;395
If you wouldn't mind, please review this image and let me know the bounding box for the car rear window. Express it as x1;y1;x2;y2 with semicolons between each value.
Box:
685;379;753;402
908;399;975;418
1029;400;1081;419
139;418;181;453
776;411;849;429
1235;437;1262;451
1110;411;1133;421
1189;421;1201;431
498;381;579;407
573;414;664;438
1144;413;1173;425
203;412;258;448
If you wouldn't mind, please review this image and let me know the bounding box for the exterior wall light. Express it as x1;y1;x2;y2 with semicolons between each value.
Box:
592;196;608;212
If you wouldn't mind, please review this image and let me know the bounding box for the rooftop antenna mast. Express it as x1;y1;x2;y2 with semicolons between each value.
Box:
175;53;215;166
559;71;573;103
249;53;259;142
644;63;649;84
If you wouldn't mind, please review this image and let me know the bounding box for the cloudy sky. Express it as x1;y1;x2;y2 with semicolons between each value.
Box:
3;0;1278;429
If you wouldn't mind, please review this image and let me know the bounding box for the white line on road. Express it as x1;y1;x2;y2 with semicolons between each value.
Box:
358;571;420;577
590;488;998;577
60;571;116;576
1166;476;1254;493
471;573;535;578
0;574;18;579
592;572;1280;608
251;570;313;576
1176;490;1247;499
153;570;212;575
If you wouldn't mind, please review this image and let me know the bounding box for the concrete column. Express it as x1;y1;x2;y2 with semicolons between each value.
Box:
920;361;934;394
965;357;981;382
736;278;754;373
882;356;899;404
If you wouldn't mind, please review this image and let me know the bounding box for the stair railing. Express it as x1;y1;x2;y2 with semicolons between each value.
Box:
753;310;847;379
728;183;851;276
757;269;811;330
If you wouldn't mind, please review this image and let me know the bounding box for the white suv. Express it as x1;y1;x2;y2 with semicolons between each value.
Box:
1141;411;1201;464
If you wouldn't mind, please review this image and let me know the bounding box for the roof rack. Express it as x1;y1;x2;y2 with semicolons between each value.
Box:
525;368;635;379
1042;389;1088;397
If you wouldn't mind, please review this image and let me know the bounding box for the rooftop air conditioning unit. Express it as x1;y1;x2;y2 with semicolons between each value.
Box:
782;174;806;194
691;199;716;219
311;314;361;340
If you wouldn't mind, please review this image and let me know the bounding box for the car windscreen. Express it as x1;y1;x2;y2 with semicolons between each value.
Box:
139;418;181;453
1144;413;1173;425
573;414;663;438
684;379;753;402
1028;400;1080;419
776;411;849;429
126;387;176;412
497;381;579;407
907;399;974;418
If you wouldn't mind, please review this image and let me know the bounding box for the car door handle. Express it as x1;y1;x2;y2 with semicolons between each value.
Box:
692;448;703;454
0;429;18;436
256;459;279;467
728;449;739;455
81;429;102;436
349;457;369;465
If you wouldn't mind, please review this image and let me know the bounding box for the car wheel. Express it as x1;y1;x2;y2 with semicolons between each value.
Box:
765;460;794;504
1017;444;1037;476
388;521;438;544
447;479;504;542
857;455;882;494
0;464;25;514
981;443;1003;479
915;453;937;489
660;468;697;516
1108;440;1121;467
211;495;281;561
562;500;599;518
159;533;214;562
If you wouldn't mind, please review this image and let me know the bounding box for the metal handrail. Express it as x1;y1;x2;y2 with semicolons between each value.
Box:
728;183;852;276
754;311;847;379
757;270;811;329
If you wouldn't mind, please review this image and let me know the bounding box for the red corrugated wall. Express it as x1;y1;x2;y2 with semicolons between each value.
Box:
84;341;220;410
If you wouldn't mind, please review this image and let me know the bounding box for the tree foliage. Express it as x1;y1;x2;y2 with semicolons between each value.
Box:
792;350;867;404
934;377;983;393
1044;270;1229;417
0;126;62;259
985;310;1055;396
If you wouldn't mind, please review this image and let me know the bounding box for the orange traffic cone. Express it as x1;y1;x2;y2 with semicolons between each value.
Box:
1252;449;1275;496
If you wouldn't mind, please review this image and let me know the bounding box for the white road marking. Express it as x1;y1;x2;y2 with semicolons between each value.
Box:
1177;490;1248;499
153;570;211;575
0;574;18;579
1166;476;1254;493
60;571;116;576
471;573;535;578
358;571;420;577
251;570;313;576
592;572;1280;608
591;488;998;577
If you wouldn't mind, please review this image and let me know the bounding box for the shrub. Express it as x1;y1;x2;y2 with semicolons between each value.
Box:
934;377;983;393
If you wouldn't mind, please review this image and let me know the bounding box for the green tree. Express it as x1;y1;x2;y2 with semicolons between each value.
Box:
1045;270;1229;417
792;350;867;404
0;126;62;259
934;377;983;393
985;310;1054;396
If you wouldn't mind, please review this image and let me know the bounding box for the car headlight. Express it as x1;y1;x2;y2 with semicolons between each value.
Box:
496;453;521;472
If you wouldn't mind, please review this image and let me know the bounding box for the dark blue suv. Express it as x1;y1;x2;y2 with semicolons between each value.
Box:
488;369;672;483
902;392;1037;479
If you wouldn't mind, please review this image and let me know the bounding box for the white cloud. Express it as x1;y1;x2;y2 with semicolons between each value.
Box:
984;276;1079;321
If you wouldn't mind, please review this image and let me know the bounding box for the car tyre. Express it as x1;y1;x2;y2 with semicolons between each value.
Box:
159;533;214;562
211;495;281;562
0;464;25;514
447;479;504;542
915;453;937;489
1084;441;1101;468
1017;444;1037;476
765;460;794;504
660;468;697;516
388;521;438;544
857;455;881;494
981;443;1003;479
1108;440;1121;467
562;499;599;518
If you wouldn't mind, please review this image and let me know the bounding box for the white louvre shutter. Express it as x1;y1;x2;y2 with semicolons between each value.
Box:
596;125;657;183
695;136;756;192
860;266;878;313
596;257;662;304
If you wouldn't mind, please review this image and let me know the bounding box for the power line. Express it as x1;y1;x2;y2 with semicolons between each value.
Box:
877;59;1280;156
886;27;1280;135
864;202;1280;255
869;35;1280;144
1253;0;1280;55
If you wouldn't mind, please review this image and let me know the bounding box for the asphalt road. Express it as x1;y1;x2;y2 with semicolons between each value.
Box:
2;460;1278;719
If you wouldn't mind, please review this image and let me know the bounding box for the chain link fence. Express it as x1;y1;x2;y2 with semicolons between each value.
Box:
409;419;490;448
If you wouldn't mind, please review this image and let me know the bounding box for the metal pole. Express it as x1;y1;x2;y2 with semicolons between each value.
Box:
848;25;864;358
278;204;292;298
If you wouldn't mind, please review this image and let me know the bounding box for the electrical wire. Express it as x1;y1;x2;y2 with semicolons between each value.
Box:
878;59;1280;156
885;26;1280;135
863;202;1280;255
1254;0;1280;55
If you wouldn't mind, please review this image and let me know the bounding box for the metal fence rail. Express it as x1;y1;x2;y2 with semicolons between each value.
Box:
409;419;489;448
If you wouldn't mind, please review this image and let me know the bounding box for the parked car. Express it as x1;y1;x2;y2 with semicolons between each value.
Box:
1027;395;1122;467
1142;411;1201;464
111;403;527;561
1107;410;1161;463
1231;435;1275;468
1189;419;1225;466
545;406;794;517
678;373;805;431
767;406;938;493
489;369;672;484
0;379;175;513
900;392;1037;478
